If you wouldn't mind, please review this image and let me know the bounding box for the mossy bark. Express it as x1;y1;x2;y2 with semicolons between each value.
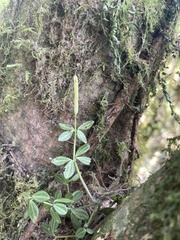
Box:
90;151;180;240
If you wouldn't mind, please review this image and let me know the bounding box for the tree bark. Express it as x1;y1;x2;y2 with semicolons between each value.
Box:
90;151;180;240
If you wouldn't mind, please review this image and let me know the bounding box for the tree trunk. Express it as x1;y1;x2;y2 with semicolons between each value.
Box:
0;0;179;239
90;151;180;240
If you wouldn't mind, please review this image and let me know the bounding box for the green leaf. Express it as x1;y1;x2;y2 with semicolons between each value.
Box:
32;191;50;203
59;123;74;131
86;228;94;234
75;228;86;239
58;131;73;141
76;144;90;157
72;190;84;202
77;156;91;165
77;130;87;143
54;173;69;185
52;156;72;166
54;190;62;199
78;121;94;130
70;213;82;230
28;200;39;223
64;161;75;179
65;192;73;199
69;173;79;182
53;203;68;216
54;198;74;204
44;203;51;211
71;208;89;220
50;208;61;223
42;223;53;236
49;218;59;234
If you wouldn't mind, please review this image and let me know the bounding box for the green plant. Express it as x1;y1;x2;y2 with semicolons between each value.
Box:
18;75;96;239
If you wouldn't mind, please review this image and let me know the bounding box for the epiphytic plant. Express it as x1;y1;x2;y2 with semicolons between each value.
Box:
18;75;96;239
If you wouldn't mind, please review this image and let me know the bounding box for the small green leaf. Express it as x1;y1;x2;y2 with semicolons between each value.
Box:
49;218;59;234
28;200;39;223
76;144;90;157
78;121;94;130
59;123;74;131
69;173;79;182
58;131;73;141
77;130;87;143
65;192;73;199
71;213;82;230
54;173;69;185
32;191;50;203
75;227;86;239
86;228;94;234
50;208;61;223
53;203;67;216
42;223;53;236
54;190;62;200
72;190;84;202
52;156;72;166
64;161;75;179
71;208;89;220
77;156;91;165
54;198;74;204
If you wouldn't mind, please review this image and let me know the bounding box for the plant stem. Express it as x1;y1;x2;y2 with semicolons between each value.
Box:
74;161;96;203
84;202;101;228
43;201;52;207
66;183;70;194
55;235;75;239
73;114;97;203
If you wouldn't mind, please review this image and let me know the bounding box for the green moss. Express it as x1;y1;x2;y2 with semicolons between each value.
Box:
137;151;180;240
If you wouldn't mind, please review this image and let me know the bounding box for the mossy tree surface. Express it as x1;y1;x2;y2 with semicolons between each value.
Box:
0;0;179;239
90;151;180;240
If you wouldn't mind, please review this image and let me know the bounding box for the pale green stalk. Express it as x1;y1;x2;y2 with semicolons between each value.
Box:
55;235;75;239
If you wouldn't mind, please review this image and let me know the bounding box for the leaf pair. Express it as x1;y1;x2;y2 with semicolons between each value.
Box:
42;218;58;237
58;121;94;143
25;191;50;222
54;173;79;186
52;144;91;179
76;120;94;143
75;227;94;239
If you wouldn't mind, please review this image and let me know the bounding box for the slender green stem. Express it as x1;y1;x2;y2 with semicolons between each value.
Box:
55;235;75;239
84;202;100;228
43;201;52;207
74;161;96;203
73;114;97;203
66;183;70;194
